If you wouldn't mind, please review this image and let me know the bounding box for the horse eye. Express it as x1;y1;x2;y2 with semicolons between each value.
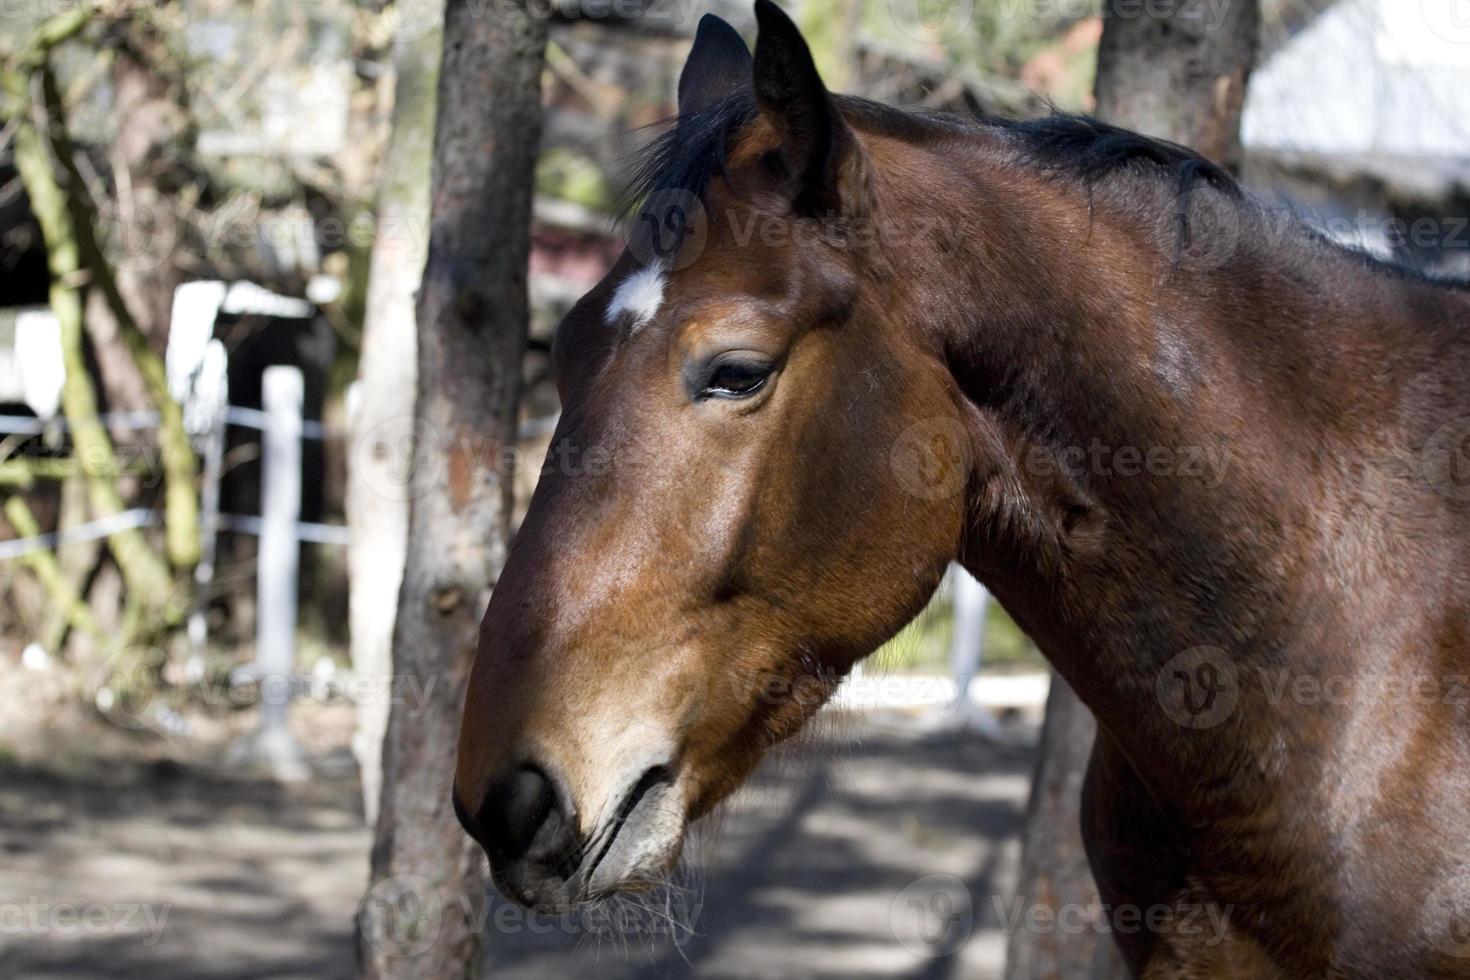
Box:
701;360;771;400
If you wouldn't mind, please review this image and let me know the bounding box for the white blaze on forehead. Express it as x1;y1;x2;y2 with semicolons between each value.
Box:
604;264;667;330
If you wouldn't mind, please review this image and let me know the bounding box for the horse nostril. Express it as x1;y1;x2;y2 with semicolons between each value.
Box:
477;765;567;864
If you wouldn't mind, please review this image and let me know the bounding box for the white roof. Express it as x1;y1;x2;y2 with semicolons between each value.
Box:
1243;0;1470;163
0;309;63;419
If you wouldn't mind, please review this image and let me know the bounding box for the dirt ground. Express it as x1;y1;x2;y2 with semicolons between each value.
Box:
0;662;1037;979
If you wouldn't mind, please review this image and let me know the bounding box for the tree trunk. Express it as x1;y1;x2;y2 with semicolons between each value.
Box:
7;58;176;619
1093;0;1261;170
1005;4;1259;978
107;33;188;354
91;27;202;571
85;33;180;436
354;1;547;977
346;0;443;831
1004;678;1127;980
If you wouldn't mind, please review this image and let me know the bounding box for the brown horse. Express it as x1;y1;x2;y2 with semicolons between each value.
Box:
454;3;1470;975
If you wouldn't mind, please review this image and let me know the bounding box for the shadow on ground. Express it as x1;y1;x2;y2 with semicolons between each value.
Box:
0;708;1035;979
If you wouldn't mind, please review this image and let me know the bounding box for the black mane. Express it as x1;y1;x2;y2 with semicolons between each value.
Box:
621;92;1467;290
1002;112;1242;199
622;92;1241;216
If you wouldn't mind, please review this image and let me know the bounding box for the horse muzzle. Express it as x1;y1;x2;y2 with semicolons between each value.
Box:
454;761;684;913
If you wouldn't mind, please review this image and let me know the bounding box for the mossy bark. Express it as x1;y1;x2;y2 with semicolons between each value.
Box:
7;62;176;617
36;60;201;571
4;496;101;641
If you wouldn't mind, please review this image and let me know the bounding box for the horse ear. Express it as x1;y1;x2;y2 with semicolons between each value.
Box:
752;0;864;216
678;15;753;119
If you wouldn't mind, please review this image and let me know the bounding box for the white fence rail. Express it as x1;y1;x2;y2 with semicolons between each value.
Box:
0;508;155;561
0;409;347;559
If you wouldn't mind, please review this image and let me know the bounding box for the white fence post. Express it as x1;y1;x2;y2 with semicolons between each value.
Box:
949;565;990;705
249;365;307;780
943;565;1010;740
187;340;229;662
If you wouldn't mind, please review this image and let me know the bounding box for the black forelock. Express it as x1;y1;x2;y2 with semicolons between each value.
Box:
620;90;759;223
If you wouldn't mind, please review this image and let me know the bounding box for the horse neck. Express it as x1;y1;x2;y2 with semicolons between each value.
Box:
890;151;1470;797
